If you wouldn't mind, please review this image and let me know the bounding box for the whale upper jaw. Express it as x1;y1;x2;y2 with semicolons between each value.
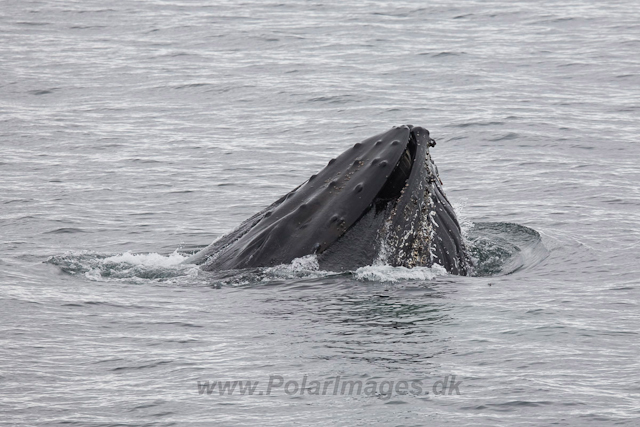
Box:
188;125;472;275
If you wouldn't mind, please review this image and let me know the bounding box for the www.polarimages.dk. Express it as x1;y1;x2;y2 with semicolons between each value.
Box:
197;375;462;399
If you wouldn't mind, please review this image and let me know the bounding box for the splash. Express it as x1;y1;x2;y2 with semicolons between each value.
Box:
46;250;197;283
354;263;448;283
451;198;474;239
289;254;320;272
103;250;188;268
261;254;333;280
46;222;547;287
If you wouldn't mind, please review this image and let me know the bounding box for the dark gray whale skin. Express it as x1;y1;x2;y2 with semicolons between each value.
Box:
187;125;472;275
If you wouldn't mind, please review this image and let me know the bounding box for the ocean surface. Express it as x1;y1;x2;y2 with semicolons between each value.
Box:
1;0;639;425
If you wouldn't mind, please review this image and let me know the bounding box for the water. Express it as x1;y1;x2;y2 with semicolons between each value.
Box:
1;0;639;425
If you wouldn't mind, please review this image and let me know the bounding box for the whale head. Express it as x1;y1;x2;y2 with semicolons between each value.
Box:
189;125;472;275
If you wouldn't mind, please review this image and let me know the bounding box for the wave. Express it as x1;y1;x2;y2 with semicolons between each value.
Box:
45;222;547;286
466;222;549;276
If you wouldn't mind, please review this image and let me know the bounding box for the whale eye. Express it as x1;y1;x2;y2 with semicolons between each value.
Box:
391;140;399;146
353;142;362;149
354;184;363;193
375;140;383;146
330;215;339;223
379;160;388;168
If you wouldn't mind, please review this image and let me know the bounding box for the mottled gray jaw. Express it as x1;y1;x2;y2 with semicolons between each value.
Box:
375;126;471;274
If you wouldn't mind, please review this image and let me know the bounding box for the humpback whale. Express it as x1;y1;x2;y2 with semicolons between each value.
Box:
187;125;472;275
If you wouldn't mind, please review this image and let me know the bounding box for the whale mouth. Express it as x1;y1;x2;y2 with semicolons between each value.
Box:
314;130;427;271
375;131;418;210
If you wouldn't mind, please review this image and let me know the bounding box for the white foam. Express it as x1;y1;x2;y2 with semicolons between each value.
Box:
84;268;104;281
262;254;335;279
289;254;320;272
374;231;391;266
451;198;474;239
103;250;189;267
354;263;448;282
75;250;198;282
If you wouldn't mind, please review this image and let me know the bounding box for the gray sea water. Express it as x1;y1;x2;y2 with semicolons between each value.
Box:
2;0;640;425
